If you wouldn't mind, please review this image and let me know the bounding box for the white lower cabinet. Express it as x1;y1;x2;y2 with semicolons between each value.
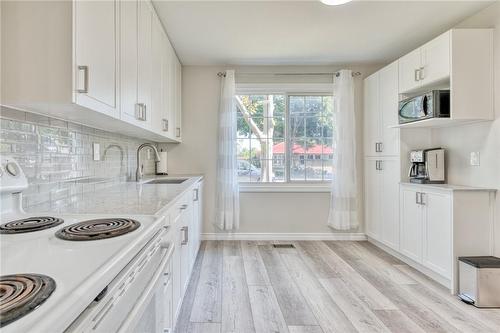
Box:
400;186;423;263
164;179;204;330
397;183;495;292
401;186;453;279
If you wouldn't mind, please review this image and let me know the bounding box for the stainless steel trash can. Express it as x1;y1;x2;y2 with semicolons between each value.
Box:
458;256;500;308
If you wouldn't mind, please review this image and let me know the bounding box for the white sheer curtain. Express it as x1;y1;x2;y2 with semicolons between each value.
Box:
327;70;359;230
215;70;240;231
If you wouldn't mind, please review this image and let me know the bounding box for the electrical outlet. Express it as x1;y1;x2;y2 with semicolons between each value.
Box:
470;152;480;166
93;143;100;161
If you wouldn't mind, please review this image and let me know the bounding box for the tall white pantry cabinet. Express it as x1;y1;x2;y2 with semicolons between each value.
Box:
363;61;401;252
1;0;182;143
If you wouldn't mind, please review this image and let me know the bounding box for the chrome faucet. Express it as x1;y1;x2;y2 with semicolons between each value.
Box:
136;143;161;181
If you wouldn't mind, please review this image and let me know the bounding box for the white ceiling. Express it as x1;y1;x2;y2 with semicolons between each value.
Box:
153;0;493;66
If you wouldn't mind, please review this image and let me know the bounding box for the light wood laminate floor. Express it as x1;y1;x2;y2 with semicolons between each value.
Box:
175;241;500;333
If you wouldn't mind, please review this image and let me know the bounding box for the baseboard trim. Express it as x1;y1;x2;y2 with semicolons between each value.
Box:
367;237;452;291
201;232;367;241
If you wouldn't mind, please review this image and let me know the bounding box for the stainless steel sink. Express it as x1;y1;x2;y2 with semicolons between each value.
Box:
144;178;188;185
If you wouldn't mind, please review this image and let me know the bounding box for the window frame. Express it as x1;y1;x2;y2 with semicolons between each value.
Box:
235;83;334;192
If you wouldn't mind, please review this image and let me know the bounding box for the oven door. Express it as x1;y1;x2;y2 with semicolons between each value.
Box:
398;94;429;124
118;246;174;333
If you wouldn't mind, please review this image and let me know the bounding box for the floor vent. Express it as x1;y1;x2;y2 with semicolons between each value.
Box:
272;244;295;249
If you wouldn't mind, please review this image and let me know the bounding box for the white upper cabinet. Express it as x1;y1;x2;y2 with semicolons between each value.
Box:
420;31;450;86
174;58;183;141
363;74;380;157
397;29;493;125
398;48;422;94
399;31;450;94
137;0;153;129
74;0;119;118
378;63;399;156
1;0;182;142
363;61;399;157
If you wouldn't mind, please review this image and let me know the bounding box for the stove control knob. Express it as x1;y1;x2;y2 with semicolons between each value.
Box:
5;162;20;177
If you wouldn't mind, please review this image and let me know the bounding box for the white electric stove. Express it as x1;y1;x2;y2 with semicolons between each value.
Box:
0;156;172;332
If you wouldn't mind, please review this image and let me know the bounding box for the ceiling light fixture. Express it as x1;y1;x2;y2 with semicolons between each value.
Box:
320;0;352;5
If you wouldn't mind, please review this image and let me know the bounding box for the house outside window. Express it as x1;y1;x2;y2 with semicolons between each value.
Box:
236;85;334;185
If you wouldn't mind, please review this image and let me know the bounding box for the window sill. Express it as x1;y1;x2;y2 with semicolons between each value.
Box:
239;183;331;193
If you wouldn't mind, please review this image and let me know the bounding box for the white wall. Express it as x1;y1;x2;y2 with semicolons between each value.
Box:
163;65;380;235
431;2;500;255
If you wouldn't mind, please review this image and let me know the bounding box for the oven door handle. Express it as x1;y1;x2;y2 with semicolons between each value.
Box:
117;243;174;333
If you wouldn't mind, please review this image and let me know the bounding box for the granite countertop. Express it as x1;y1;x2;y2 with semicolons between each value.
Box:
400;182;497;192
27;175;204;216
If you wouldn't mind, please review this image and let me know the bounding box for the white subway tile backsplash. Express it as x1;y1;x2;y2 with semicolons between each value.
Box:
0;107;157;209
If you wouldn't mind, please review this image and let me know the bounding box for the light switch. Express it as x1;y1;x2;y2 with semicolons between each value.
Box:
93;143;100;161
470;152;480;166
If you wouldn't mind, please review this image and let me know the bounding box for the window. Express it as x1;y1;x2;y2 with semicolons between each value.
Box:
236;92;334;184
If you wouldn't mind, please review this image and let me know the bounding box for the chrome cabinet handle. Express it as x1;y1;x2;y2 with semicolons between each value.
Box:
378;142;383;153
180;204;188;210
176;127;181;138
162;119;168;132
142;104;147;121
193;188;199;201
415;192;420;204
414;69;420;82
419;192;425;205
181;226;188;245
77;65;89;93
135;103;142;120
419;67;425;81
378;160;383;170
135;103;147;121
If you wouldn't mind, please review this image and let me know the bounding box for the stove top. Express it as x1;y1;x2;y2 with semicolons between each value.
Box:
0;217;64;234
0;274;56;327
55;218;141;241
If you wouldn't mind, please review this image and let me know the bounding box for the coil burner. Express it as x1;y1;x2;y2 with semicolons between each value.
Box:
0;274;56;327
0;217;64;234
55;218;140;241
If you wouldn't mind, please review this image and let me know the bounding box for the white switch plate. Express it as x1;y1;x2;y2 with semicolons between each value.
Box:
470;151;480;166
93;143;100;161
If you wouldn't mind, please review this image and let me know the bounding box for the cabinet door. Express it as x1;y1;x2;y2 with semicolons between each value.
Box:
74;0;119;117
363;74;380;157
179;202;192;294
421;31;450;86
151;15;165;134
378;62;400;157
120;0;143;127
422;191;452;278
379;159;400;250
398;48;422;93
400;186;422;262
174;57;182;141
137;1;152;128
171;213;182;320
364;159;381;240
163;263;173;333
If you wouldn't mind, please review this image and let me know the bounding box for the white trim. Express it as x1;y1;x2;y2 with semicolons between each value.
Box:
202;232;366;241
236;83;333;94
240;183;331;193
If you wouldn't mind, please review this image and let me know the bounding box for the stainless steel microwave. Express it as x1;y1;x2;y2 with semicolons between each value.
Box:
398;90;450;124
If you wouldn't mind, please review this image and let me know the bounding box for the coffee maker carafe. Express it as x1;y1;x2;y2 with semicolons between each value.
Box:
408;148;445;184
